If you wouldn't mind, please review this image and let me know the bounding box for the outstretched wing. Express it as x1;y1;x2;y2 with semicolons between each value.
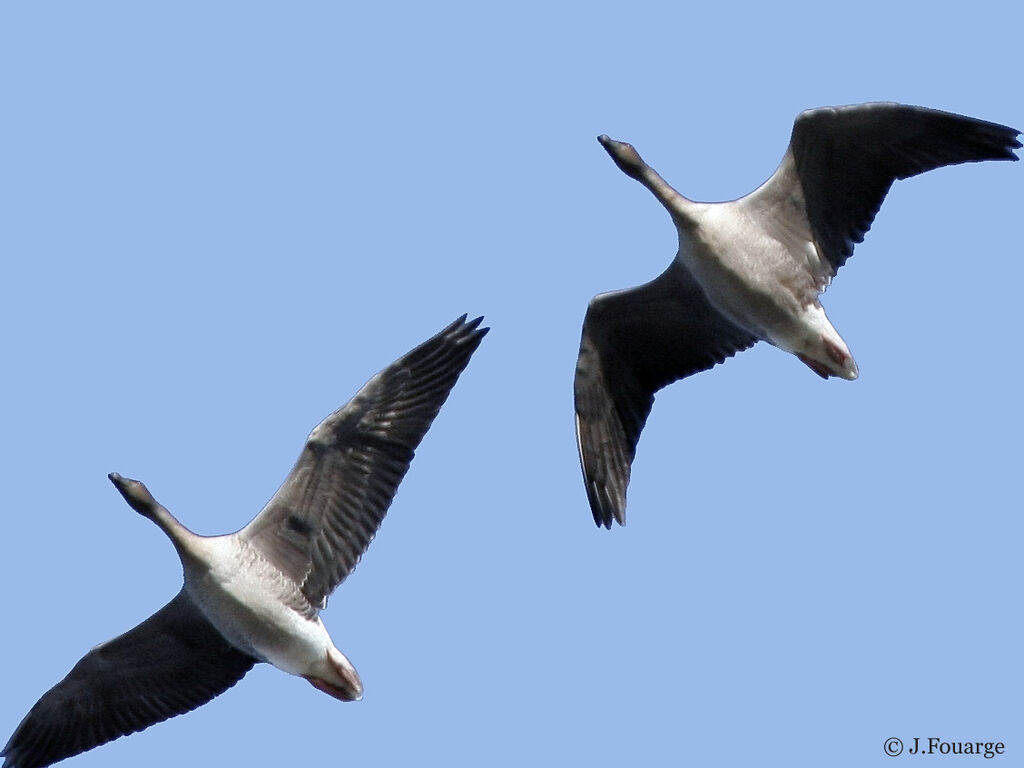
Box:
239;315;487;609
574;266;757;528
2;590;256;768
787;102;1019;273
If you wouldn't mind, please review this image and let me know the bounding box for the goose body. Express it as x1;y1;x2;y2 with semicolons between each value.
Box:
2;315;488;768
671;199;855;379
575;103;1020;528
171;532;356;694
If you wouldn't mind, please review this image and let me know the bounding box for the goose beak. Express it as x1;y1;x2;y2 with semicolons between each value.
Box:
108;472;130;494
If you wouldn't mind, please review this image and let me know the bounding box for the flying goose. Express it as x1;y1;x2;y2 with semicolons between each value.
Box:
2;315;488;768
575;102;1020;528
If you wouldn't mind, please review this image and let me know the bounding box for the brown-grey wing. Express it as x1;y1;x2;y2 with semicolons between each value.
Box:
1;590;256;768
790;102;1020;273
239;315;487;608
574;265;758;528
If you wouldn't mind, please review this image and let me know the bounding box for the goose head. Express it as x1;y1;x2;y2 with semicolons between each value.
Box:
597;135;648;182
597;134;688;218
108;472;197;560
108;472;160;518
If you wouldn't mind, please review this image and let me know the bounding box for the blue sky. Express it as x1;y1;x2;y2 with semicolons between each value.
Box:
1;3;1020;767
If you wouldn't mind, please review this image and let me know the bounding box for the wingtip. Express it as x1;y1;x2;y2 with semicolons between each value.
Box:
1;715;29;768
588;485;626;530
1;735;29;768
592;510;624;530
466;314;489;335
450;314;490;342
999;126;1021;160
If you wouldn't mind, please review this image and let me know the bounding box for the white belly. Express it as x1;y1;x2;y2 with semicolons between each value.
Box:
678;207;824;348
183;536;335;677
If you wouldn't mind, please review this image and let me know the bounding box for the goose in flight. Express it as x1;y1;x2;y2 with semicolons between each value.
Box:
574;102;1020;528
2;315;488;768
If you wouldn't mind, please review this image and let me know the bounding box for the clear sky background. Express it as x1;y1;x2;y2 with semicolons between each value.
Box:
1;3;1020;767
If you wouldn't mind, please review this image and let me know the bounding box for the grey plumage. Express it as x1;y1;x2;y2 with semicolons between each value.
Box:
576;103;1019;528
3;315;487;768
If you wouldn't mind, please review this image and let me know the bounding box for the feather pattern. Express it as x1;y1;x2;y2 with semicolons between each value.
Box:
1;591;256;768
575;267;757;527
787;103;1021;272
240;315;488;607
